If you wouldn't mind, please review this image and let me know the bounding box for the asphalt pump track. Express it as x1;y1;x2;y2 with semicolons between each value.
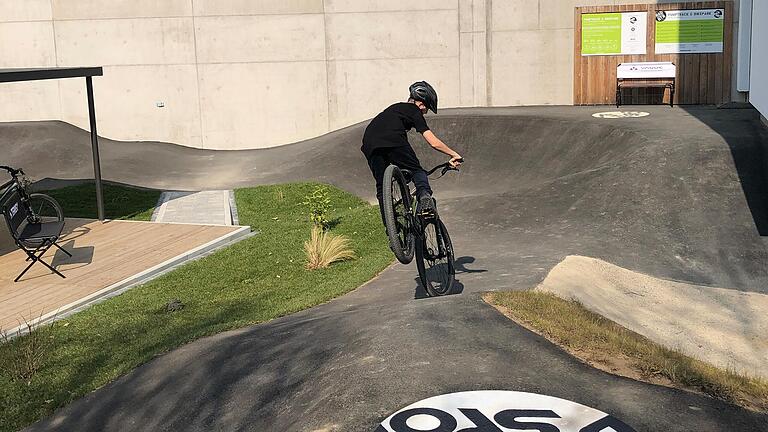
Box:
3;106;768;431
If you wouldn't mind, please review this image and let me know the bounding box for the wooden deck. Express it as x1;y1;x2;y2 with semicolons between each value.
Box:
0;219;243;331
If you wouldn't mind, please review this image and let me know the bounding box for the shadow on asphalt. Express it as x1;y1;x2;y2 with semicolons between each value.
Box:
412;277;466;299
454;256;487;274
411;254;484;299
683;106;768;235
413;276;466;299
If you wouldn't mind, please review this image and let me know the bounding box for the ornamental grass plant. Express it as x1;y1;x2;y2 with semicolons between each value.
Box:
304;226;356;269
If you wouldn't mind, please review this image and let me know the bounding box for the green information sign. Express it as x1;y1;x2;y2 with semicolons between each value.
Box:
656;19;723;43
582;13;622;55
582;12;647;56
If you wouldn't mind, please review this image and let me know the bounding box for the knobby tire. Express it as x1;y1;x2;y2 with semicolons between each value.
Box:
382;165;415;264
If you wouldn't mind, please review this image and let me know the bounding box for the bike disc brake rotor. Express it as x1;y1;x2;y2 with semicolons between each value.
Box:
424;222;449;268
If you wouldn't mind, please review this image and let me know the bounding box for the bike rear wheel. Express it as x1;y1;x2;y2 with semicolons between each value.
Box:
23;193;65;248
27;193;64;224
416;218;455;296
382;165;415;264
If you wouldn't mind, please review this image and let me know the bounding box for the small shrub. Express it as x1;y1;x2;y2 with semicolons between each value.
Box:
302;186;332;230
304;227;356;269
0;316;58;385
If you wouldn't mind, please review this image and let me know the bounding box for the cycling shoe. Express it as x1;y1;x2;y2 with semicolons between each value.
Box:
417;195;436;215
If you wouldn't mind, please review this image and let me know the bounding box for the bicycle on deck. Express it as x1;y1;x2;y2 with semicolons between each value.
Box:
381;159;462;296
0;166;64;225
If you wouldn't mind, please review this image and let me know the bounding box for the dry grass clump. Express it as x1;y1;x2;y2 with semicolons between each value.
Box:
304;227;356;270
0;314;58;385
484;291;768;413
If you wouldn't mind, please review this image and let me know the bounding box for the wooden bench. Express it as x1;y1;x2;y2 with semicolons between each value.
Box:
616;62;676;107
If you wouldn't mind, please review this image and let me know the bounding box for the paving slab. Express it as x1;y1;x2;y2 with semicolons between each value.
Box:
152;190;233;225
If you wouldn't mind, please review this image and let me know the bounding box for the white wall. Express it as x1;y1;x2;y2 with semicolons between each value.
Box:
750;0;768;117
0;0;472;149
0;0;743;150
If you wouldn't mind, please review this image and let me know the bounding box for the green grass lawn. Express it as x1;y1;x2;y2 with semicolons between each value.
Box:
37;182;161;221
0;183;391;432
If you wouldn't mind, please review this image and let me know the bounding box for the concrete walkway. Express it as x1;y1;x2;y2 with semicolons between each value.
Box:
152;190;237;225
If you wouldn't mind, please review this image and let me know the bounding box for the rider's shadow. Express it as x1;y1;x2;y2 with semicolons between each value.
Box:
454;256;487;274
413;256;485;299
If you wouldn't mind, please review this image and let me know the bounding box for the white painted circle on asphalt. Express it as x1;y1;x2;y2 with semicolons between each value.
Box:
592;111;650;119
376;391;637;432
407;414;440;430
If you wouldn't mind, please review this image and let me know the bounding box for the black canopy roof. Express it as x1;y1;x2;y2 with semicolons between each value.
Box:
0;67;106;219
0;67;103;83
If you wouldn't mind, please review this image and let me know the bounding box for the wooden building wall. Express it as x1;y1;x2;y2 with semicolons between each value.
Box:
574;2;733;105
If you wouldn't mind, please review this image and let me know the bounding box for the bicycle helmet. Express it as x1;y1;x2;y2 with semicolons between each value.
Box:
409;81;438;113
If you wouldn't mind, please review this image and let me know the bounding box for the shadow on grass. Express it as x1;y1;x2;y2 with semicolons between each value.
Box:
19;300;342;432
34;182;161;221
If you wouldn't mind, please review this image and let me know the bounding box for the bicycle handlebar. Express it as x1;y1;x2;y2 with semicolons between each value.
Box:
0;166;23;176
426;158;464;177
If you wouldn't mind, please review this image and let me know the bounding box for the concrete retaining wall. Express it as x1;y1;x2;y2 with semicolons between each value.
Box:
0;0;742;150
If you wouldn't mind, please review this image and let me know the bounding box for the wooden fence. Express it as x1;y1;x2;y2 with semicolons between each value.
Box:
574;1;733;105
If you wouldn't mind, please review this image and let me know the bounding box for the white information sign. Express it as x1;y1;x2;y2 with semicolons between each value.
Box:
655;9;725;54
621;12;647;55
617;62;676;79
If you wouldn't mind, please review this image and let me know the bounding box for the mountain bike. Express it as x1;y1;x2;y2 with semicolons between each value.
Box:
1;166;64;227
382;160;461;296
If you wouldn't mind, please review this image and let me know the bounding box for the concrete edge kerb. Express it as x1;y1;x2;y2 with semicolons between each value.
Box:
5;225;254;339
221;190;232;225
228;190;239;225
150;191;174;222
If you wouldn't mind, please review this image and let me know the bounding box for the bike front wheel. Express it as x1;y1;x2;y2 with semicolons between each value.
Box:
382;164;415;264
416;218;455;296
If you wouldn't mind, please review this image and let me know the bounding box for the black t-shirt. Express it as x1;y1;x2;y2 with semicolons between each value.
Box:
361;102;430;158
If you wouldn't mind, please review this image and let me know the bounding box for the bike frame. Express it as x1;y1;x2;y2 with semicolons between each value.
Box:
399;162;457;257
0;178;14;192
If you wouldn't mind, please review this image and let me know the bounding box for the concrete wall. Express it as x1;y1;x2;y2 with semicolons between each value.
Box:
0;0;742;150
491;0;742;106
749;0;768;118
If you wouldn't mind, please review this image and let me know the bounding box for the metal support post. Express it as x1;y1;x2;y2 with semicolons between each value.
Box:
86;76;105;221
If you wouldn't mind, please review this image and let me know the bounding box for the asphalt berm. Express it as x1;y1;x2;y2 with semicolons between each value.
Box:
3;106;768;431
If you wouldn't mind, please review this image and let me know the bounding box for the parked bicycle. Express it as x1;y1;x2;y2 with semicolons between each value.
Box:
382;159;462;296
0;166;64;227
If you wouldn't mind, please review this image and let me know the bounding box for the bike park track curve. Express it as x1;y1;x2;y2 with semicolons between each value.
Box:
3;105;768;431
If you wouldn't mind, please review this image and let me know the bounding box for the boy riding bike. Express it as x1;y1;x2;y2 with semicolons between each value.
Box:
361;81;463;223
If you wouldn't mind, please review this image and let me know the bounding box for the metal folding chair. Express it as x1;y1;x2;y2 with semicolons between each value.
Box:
1;186;71;282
